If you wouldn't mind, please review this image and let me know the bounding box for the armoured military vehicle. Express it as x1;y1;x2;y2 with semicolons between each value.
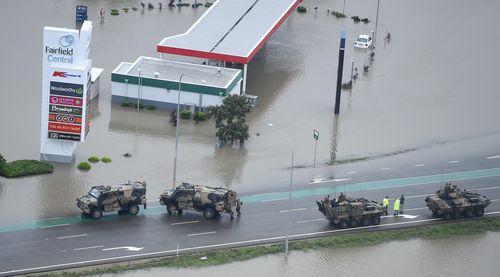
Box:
316;194;384;228
159;183;239;219
76;181;147;219
425;183;490;220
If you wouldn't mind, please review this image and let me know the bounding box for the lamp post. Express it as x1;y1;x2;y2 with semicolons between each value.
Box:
268;123;294;257
137;68;142;111
172;73;205;187
373;0;380;48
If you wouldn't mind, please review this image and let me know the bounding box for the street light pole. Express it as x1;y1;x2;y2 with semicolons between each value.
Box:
172;73;185;187
373;0;380;48
268;123;294;257
172;74;206;187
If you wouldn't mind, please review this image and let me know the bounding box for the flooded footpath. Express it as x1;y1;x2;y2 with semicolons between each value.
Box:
100;231;500;277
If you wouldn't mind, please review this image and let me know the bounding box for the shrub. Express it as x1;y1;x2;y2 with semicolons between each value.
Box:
0;160;53;178
193;111;207;122
133;103;145;109
331;11;346;18
101;157;112;163
77;162;91;171
351;16;361;23
111;9;119;13
297;6;307;13
88;156;100;163
147;105;156;110
180;109;192;119
121;102;131;107
361;18;370;24
204;2;213;7
122;8;129;12
131;7;138;11
342;81;353;90
110;10;119;16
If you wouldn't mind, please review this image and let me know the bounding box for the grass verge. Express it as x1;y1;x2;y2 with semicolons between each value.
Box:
34;217;500;277
0;160;53;178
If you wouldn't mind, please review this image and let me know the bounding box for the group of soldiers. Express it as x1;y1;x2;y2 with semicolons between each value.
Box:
382;195;405;216
227;199;243;220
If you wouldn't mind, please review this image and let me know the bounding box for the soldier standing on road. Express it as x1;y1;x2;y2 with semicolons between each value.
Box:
393;197;400;217
236;199;242;217
383;196;389;215
400;194;405;214
228;204;235;220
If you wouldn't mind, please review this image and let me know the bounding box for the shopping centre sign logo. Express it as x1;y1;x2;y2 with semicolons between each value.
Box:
52;71;82;78
44;34;75;64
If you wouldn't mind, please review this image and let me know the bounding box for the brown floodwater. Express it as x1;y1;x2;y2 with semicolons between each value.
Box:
101;231;500;277
1;0;500;223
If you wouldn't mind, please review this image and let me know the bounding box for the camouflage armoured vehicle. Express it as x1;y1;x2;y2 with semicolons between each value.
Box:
425;183;490;220
316;194;384;228
159;183;239;219
76;181;147;219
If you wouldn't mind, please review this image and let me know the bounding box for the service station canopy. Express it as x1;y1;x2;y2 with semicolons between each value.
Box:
157;0;302;64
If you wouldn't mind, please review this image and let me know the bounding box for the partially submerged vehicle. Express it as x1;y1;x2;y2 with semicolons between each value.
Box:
76;181;147;219
425;183;490;220
159;183;239;219
317;194;384;228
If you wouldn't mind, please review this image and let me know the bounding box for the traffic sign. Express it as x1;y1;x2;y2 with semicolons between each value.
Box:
313;130;319;140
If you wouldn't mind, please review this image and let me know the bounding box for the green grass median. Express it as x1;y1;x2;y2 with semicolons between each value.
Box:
35;217;500;277
0;160;53;178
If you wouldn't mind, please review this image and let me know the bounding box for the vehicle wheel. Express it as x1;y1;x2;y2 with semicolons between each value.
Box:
452;210;461;219
465;209;474;218
361;216;371;226
350;219;359;228
177;209;183;215
432;210;439;217
442;212;451;220
372;215;381;225
338;220;349;229
90;207;103;219
203;207;216;219
167;204;178;215
474;207;484;217
128;204;139;215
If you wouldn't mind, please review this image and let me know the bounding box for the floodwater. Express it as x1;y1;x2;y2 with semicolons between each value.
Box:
102;231;500;277
1;0;500;223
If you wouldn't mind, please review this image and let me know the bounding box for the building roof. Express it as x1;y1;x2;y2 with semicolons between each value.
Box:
157;0;302;64
111;56;242;96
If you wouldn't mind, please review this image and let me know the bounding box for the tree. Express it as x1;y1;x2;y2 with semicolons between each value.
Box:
210;95;251;146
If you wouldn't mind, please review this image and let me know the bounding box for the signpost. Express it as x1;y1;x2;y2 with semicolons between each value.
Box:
40;21;93;163
313;129;319;168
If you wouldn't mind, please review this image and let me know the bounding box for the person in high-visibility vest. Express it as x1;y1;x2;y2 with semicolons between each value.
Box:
393;197;401;217
382;196;389;215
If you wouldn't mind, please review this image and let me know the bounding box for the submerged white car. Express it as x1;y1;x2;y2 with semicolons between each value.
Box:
354;35;373;48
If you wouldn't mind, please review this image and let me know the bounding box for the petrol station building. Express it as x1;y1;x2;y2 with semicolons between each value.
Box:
111;0;302;110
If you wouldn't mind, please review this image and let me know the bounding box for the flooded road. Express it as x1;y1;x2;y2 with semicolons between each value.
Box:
1;0;500;222
102;231;500;277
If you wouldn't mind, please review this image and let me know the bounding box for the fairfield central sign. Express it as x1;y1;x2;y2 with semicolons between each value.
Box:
40;21;93;163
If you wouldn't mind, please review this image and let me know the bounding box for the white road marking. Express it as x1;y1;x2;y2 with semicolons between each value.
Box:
148;211;168;215
297;218;325;224
5;213;500;276
490;199;500;202
252;192;280;197
261;198;288;202
279;208;307;213
474;186;500;191
415;164;425;167
405;194;429;199
346;171;357;174
486;155;500;159
405;207;428;211
397;214;419;219
381;168;391;171
57;234;87;240
448;160;459;164
309;178;351;184
187;231;216;237
170;220;199;226
102;246;144;252
39;224;70;229
35;217;62;222
74;245;103;251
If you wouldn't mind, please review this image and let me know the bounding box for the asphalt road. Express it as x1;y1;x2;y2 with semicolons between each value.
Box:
1;147;500;276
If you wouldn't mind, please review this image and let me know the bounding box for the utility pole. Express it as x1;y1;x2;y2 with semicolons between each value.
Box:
334;32;346;115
